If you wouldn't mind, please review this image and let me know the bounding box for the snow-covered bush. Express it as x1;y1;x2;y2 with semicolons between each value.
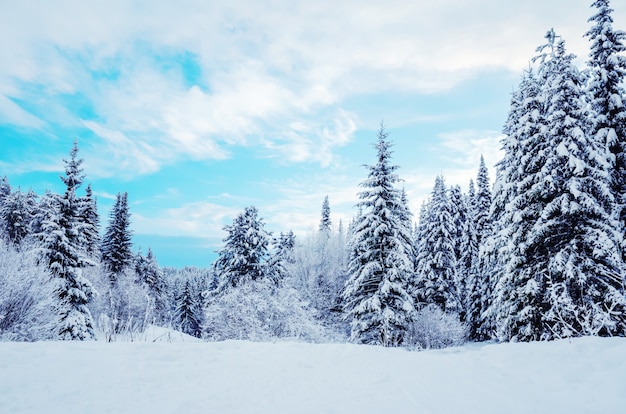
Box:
0;241;56;341
406;305;467;350
203;278;328;342
88;266;153;341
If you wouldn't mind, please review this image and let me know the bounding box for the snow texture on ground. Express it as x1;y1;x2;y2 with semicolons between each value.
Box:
0;336;624;414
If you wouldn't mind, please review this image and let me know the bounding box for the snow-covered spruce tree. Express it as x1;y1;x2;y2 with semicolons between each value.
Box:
79;184;100;260
586;0;626;257
448;184;474;320
539;33;625;338
40;141;96;340
0;176;10;202
474;155;492;245
497;31;626;340
0;188;33;246
268;230;296;281
101;191;133;285
490;69;549;342
175;280;203;338
342;125;415;347
135;248;167;324
414;175;460;314
214;206;273;290
319;195;332;234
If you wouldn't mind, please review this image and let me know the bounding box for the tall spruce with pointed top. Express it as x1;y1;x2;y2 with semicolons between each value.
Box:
490;68;548;341
449;184;473;319
41;141;95;340
101;192;133;285
136;248;167;323
414;175;460;314
79;184;100;260
319;196;332;234
342;125;415;347
586;0;626;257
474;156;492;245
175;280;202;338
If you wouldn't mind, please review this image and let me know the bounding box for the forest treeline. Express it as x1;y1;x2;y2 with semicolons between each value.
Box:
0;0;625;347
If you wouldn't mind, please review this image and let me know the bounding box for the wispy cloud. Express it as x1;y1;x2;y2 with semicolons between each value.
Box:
132;201;241;238
1;0;613;177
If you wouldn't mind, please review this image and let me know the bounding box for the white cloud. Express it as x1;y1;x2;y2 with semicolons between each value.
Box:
132;201;241;238
0;94;44;128
1;0;618;176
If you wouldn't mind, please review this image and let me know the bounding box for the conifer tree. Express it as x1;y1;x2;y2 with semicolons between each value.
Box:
474;156;492;245
79;184;100;260
268;231;296;281
101;192;133;284
414;176;460;314
449;185;473;319
489;69;549;341
585;0;626;256
342;124;415;347
0;188;32;245
175;280;202;338
319;196;332;234
214;206;272;290
494;31;626;340
136;248;167;323
41;141;95;340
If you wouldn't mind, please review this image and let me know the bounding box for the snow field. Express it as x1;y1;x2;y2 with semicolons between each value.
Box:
0;336;624;414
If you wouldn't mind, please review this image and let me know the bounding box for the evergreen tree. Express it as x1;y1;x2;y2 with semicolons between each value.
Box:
136;248;167;323
489;69;548;341
214;206;272;290
269;231;296;281
79;184;100;260
0;188;33;245
474;155;492;245
175;280;202;338
494;32;626;340
342;124;415;347
414;176;460;314
101;192;133;284
41;141;95;340
449;184;474;319
585;0;626;257
319;195;332;234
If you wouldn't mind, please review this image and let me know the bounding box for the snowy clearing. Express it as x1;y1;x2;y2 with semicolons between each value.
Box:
1;336;624;414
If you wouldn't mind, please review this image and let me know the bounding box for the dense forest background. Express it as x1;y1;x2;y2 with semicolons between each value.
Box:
0;0;625;347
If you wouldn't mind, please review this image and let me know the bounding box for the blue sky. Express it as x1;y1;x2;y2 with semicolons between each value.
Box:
1;0;624;267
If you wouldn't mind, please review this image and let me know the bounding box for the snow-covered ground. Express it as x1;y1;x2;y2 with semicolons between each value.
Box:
0;336;624;414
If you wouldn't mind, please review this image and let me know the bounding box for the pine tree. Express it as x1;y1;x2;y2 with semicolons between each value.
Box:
586;0;626;257
175;280;202;338
268;231;296;281
342;124;415;347
0;176;10;205
489;68;549;341
414;176;460;314
214;206;272;290
474;155;492;245
494;31;626;340
319;195;332;234
79;184;100;260
101;192;133;284
136;248;167;323
448;185;474;320
0;188;32;245
41;141;95;340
